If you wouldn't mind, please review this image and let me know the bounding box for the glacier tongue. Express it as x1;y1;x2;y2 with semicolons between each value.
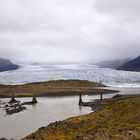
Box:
0;64;140;88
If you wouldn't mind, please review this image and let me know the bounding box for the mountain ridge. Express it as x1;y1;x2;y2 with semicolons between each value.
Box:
0;58;19;72
95;58;131;69
117;55;140;72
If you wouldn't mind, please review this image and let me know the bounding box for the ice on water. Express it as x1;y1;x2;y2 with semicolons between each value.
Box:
0;63;140;88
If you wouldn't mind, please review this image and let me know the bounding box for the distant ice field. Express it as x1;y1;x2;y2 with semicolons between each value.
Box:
0;64;140;88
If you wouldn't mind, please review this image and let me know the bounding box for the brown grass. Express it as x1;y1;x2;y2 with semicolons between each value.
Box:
0;80;117;97
23;96;140;140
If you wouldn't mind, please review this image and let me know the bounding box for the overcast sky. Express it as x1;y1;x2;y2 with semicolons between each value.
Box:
0;0;140;63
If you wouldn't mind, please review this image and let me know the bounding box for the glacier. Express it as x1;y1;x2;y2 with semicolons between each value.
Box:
0;63;140;88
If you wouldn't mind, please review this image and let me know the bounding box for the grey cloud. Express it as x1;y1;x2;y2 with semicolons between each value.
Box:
93;0;140;22
0;0;140;63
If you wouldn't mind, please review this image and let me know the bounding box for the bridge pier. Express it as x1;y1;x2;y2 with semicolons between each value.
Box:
78;94;83;105
32;94;38;103
100;93;103;101
9;85;17;103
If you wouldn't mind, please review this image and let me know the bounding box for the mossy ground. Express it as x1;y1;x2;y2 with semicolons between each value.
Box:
23;96;140;140
0;80;112;97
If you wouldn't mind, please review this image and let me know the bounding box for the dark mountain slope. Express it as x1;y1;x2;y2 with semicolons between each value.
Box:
96;58;130;69
0;58;19;72
117;56;140;72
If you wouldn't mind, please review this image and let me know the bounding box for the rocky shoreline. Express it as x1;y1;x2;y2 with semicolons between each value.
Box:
0;138;15;140
22;94;140;140
78;93;123;111
0;97;38;115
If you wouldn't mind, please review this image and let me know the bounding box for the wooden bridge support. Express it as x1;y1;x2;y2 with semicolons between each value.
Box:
32;94;38;103
78;94;83;105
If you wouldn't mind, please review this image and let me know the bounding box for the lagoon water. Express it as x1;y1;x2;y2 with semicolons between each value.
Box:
0;96;92;139
0;64;140;139
0;88;140;139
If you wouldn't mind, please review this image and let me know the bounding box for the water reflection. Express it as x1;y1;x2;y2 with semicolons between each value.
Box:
0;96;92;139
0;87;140;139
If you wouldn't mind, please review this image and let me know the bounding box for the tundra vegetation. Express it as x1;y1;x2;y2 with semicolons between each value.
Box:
23;96;140;140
